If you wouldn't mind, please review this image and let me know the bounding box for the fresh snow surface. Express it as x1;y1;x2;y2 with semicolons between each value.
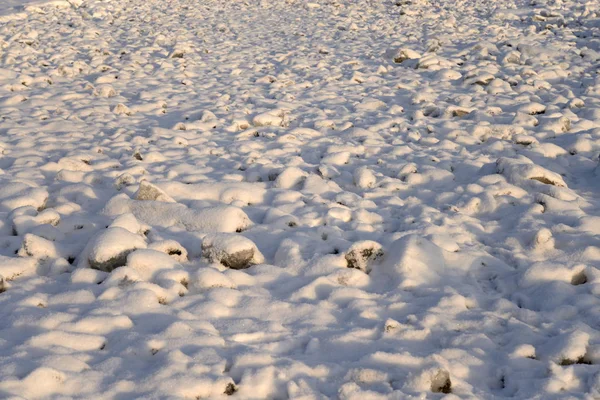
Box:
1;0;600;398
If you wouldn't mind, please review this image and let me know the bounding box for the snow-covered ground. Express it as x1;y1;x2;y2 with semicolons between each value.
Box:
0;1;41;14
0;1;71;19
1;0;600;398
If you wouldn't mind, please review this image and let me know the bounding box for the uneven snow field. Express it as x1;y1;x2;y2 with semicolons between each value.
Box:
1;0;600;398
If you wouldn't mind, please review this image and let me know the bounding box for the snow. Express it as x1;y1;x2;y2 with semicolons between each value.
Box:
0;1;43;15
0;0;600;398
0;0;79;22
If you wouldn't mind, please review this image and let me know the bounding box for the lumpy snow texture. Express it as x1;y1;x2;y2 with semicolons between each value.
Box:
1;0;600;398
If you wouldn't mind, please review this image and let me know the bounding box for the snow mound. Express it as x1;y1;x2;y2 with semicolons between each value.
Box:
0;254;38;280
496;157;567;188
379;235;448;288
126;249;180;281
134;181;176;203
344;240;384;274
104;194;253;233
80;227;147;271
202;233;264;269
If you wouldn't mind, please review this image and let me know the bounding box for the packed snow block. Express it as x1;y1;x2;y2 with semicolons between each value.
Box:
201;234;264;269
135;181;176;203
126;249;180;281
496;157;567;188
0;182;48;212
79;227;147;272
0;254;38;280
345;240;384;274
379;235;446;288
